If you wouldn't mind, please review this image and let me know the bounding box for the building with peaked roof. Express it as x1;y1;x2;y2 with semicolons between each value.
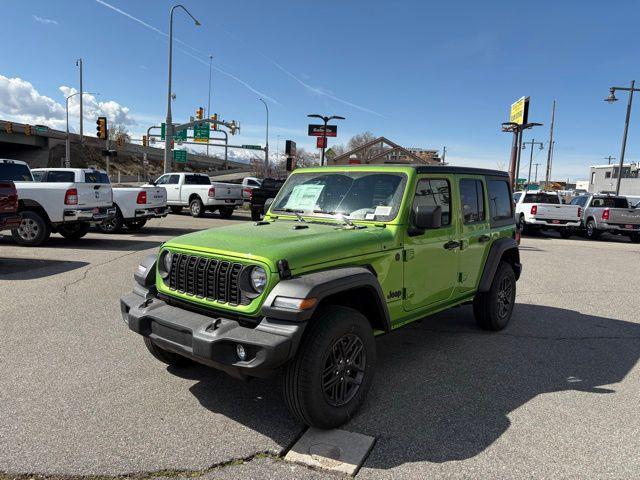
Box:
328;137;442;166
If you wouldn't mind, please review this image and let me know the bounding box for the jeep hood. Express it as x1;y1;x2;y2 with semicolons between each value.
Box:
163;219;393;271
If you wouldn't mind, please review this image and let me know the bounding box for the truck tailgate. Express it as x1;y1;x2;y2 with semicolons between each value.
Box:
213;183;242;200
74;183;113;208
607;208;640;226
534;204;580;221
141;186;167;207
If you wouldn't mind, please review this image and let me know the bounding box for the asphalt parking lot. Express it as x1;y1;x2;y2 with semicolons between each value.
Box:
1;212;639;479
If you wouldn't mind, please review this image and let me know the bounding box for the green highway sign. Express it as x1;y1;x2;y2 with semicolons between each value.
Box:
242;144;262;150
193;122;210;143
173;149;187;163
161;123;187;141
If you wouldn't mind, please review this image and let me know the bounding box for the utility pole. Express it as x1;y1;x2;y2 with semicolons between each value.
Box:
533;162;541;183
544;100;555;184
259;98;269;176
76;58;83;145
442;146;447;164
604;155;616;165
522;138;544;185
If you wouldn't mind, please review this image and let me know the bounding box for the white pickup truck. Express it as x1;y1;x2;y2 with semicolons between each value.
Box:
514;190;582;238
32;168;168;233
153;172;243;218
0;159;115;246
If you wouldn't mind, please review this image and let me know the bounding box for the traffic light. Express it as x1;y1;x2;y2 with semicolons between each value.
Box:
116;135;124;148
24;124;31;136
142;135;147;147
96;117;107;139
211;114;217;131
5;122;13;134
196;107;204;120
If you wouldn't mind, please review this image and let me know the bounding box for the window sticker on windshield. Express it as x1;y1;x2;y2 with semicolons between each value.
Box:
365;213;376;220
374;205;392;217
285;184;324;210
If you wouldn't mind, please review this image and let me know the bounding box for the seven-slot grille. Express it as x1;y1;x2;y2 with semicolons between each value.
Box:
167;252;247;305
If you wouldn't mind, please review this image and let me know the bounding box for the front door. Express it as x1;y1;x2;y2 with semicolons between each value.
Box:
403;176;459;311
456;176;492;295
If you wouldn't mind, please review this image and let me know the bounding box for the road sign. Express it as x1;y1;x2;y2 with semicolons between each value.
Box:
316;137;327;148
242;144;262;150
173;149;187;163
193;122;210;143
161;123;187;141
308;124;337;137
510;96;530;125
325;147;336;160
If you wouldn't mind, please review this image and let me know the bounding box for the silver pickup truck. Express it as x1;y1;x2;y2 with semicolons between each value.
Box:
570;194;640;242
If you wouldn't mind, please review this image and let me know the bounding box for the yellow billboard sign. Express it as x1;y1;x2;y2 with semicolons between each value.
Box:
510;96;530;125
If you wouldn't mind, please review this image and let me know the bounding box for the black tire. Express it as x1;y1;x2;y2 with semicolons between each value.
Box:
251;208;262;221
190;197;204;217
58;223;91;240
143;337;192;367
11;211;50;246
97;208;124;233
283;306;376;429
585;219;601;240
169;206;183;214
126;219;147;231
219;206;234;219
559;229;573;239
473;261;516;331
518;215;529;235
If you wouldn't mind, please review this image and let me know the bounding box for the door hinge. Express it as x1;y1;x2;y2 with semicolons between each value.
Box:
403;249;414;261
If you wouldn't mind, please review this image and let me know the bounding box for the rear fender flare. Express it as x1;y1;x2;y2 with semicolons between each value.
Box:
478;238;521;293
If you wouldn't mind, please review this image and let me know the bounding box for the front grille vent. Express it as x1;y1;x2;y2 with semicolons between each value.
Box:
168;253;247;305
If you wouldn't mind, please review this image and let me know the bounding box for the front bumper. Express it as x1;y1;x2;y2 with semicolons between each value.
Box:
63;206;116;223
120;290;306;378
134;206;169;219
0;212;22;232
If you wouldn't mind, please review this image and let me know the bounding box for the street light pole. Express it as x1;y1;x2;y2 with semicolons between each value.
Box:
259;98;269;176
66;91;97;168
164;4;201;174
76;58;84;145
605;80;638;195
206;54;213;157
522;138;544;185
307;114;345;166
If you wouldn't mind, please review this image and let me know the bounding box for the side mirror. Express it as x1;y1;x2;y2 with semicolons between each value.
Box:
412;205;442;231
264;197;274;212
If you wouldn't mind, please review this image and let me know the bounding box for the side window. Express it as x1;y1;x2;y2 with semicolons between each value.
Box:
459;179;485;224
513;192;522;203
155;175;168;185
412;178;451;226
32;171;46;182
487;179;513;225
168;175;180;184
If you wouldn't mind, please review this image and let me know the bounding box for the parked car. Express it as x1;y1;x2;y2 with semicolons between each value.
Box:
570;194;640;242
514;190;582;238
241;176;262;202
121;165;521;428
0;159;115;246
32;168;168;233
249;177;285;221
0;180;21;234
154;173;243;218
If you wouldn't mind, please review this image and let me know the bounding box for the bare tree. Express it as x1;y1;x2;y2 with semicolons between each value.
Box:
496;160;506;171
108;122;132;143
347;131;376;151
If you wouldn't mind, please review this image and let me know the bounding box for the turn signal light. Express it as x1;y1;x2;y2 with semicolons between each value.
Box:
64;188;78;205
530;205;537;215
136;191;147;204
577;207;582;218
602;208;610;220
208;187;216;198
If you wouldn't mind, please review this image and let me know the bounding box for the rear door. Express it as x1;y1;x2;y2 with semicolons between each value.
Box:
403;175;459;311
456;175;491;295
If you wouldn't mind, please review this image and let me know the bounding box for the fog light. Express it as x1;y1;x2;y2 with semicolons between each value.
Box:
236;344;247;361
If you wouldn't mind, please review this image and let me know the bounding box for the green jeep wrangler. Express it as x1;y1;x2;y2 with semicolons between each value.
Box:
121;165;521;428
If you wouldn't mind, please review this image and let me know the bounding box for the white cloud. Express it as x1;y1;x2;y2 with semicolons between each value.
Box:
0;75;66;129
33;15;58;25
0;75;137;134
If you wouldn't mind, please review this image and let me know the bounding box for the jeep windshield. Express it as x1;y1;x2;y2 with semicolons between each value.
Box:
271;171;407;222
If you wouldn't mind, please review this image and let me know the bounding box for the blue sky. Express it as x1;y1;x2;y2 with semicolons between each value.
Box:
1;0;639;180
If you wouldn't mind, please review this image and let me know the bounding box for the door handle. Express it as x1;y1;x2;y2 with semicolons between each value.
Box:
478;234;491;243
443;241;460;250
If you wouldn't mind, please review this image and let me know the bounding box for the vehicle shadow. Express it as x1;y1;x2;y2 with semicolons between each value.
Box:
0;258;89;279
100;226;203;237
38;237;162;252
175;303;640;469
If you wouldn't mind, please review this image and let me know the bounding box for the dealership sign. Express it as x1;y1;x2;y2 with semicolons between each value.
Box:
308;124;337;137
509;96;530;125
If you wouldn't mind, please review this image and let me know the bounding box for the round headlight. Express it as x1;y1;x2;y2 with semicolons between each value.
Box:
159;250;172;278
249;266;267;293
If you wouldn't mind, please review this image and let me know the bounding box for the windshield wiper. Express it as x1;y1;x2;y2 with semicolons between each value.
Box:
313;210;359;229
272;208;306;222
